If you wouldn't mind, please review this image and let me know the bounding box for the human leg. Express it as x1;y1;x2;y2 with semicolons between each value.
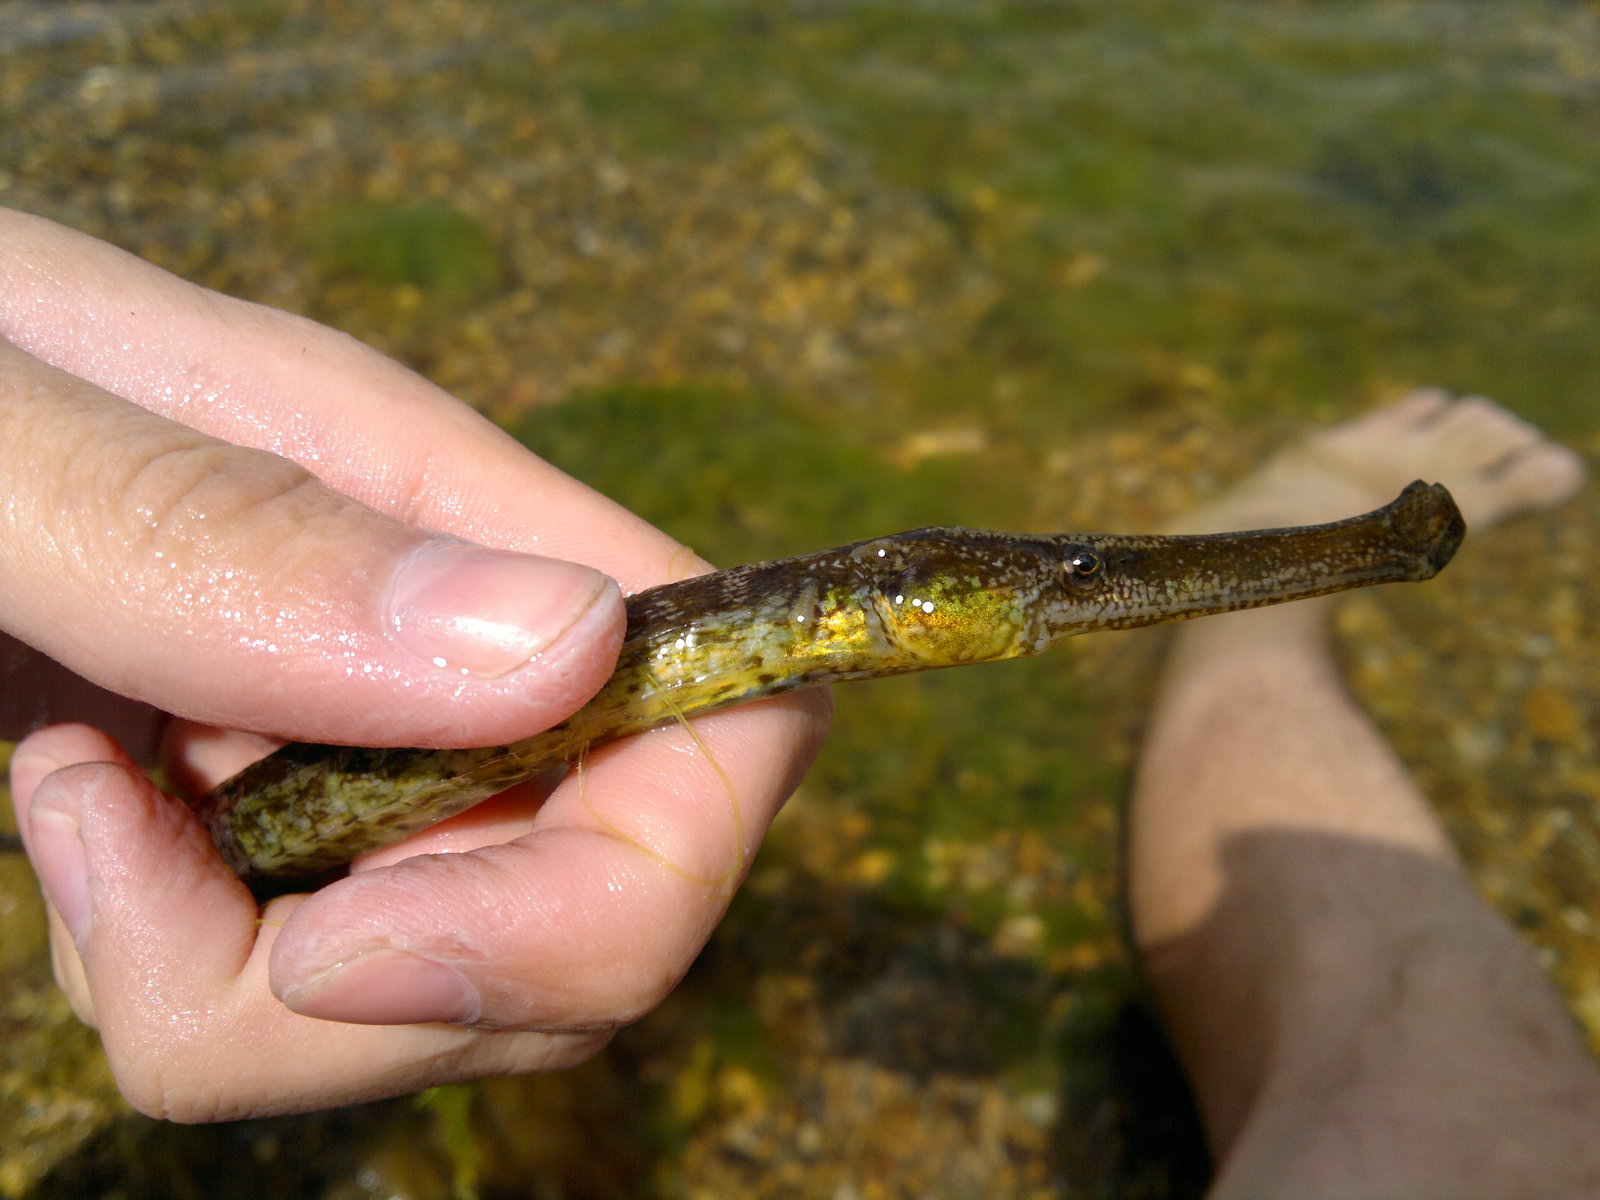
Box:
1128;394;1600;1197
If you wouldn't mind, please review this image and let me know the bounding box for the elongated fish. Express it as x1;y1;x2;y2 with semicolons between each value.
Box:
199;481;1464;880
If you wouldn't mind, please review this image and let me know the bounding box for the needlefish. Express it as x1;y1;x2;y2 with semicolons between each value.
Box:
198;481;1465;881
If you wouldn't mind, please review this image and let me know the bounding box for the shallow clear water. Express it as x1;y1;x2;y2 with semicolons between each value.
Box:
2;3;1597;1196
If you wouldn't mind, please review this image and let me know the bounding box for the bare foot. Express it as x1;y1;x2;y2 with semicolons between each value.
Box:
1146;390;1587;873
1173;388;1585;534
1131;392;1600;1199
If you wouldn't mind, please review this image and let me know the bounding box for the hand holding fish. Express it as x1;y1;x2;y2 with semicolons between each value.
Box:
0;209;828;1119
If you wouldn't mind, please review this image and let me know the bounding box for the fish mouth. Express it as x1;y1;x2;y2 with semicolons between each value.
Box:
1382;480;1466;580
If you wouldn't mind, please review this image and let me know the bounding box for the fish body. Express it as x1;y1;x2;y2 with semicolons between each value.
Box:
200;481;1464;879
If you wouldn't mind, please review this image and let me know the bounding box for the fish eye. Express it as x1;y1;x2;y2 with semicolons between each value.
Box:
1063;547;1103;582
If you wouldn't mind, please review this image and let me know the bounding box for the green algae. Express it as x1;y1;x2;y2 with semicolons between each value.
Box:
301;202;503;303
4;1;1600;1196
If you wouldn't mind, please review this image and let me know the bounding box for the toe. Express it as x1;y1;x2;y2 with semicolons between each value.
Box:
1471;442;1586;525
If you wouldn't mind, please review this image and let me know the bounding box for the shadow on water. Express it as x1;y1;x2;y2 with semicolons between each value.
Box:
19;863;1211;1200
29;832;1545;1198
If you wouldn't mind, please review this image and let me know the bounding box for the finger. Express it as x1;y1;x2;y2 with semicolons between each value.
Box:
160;717;285;797
16;725;610;1120
2;203;835;1011
10;723;140;1025
269;692;831;1029
0;207;686;592
0;345;624;745
17;727;259;1011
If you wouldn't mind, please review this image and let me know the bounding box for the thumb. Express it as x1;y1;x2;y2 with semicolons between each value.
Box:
0;343;625;746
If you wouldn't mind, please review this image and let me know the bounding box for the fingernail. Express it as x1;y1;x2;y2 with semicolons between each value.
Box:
10;745;66;828
28;807;92;948
282;949;482;1026
386;541;614;679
